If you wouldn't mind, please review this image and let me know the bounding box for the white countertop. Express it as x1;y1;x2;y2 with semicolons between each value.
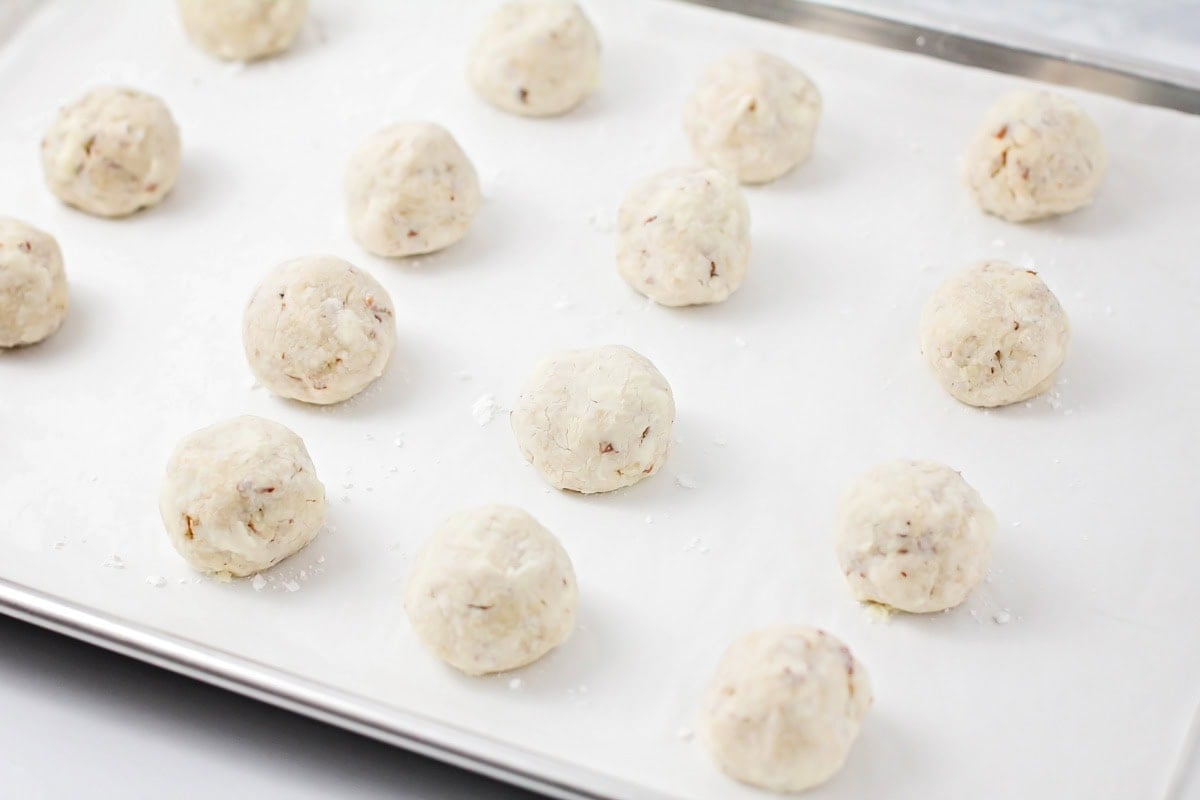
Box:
2;2;1198;798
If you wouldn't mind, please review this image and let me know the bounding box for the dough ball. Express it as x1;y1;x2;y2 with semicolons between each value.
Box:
159;416;326;578
616;167;750;307
242;255;396;405
965;90;1107;222
345;122;482;257
0;218;68;348
177;0;308;62
511;345;674;494
468;0;601;117
41;87;181;218
404;505;578;675
920;261;1070;407
835;460;995;613
683;51;821;184
701;626;872;793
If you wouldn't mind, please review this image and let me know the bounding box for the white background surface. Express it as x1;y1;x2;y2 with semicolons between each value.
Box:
2;1;1199;798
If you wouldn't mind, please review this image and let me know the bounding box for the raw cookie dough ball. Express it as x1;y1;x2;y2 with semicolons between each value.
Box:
404;505;578;675
177;0;309;62
920;261;1070;407
345;122;482;257
511;345;674;494
616;167;751;307
965;90;1107;222
159;416;327;578
835;460;995;613
242;255;396;405
0;218;68;348
41;87;181;218
701;626;872;793
683;51;822;185
468;0;601;117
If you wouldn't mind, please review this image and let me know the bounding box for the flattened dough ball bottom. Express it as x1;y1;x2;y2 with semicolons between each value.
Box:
159;416;327;578
468;0;601;117
616;167;751;307
683;50;822;185
242;255;397;405
177;0;309;61
345;122;482;257
0;218;69;348
835;459;995;613
404;505;578;675
920;260;1070;408
701;626;872;793
510;345;675;494
41;86;181;218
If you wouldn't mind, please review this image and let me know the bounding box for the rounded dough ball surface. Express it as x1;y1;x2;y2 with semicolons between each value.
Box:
511;345;674;494
159;416;327;578
701;626;872;793
41;87;181;218
468;0;600;117
835;460;995;613
404;505;578;675
683;51;821;184
965;90;1107;222
920;261;1069;407
0;218;68;348
242;255;396;405
345;122;482;257
616;167;750;307
177;0;308;61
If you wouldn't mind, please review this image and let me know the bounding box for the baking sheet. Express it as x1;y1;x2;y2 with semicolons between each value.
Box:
1;1;1199;798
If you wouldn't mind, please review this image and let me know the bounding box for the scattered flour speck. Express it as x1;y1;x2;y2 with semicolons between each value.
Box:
252;574;267;591
509;678;523;690
283;580;301;592
102;555;125;569
993;610;1012;625
676;473;698;489
677;727;695;741
472;393;499;425
145;575;166;588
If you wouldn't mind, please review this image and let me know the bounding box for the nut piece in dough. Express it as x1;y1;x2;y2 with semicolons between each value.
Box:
41;87;181;218
159;416;327;578
177;0;309;62
468;0;601;117
404;505;578;675
920;261;1070;407
511;345;674;494
0;218;68;348
965;90;1107;222
683;51;821;185
835;459;995;613
242;255;396;405
701;626;872;793
616;167;750;307
345;122;482;257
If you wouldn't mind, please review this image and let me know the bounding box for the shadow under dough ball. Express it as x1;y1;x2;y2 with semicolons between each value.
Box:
0;217;68;348
41;86;181;218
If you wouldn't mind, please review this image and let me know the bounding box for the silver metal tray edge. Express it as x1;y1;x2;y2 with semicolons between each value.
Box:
3;2;1199;799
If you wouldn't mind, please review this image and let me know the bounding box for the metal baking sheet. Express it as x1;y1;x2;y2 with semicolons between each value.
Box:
2;1;1198;798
